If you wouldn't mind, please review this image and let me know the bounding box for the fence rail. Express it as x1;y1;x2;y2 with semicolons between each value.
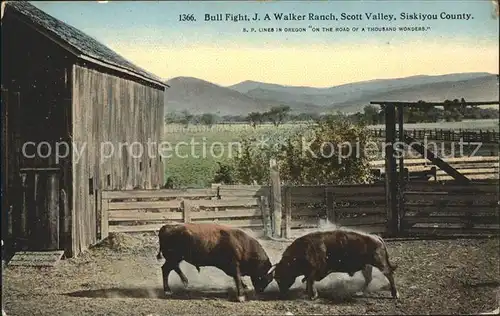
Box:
370;156;499;181
370;128;499;143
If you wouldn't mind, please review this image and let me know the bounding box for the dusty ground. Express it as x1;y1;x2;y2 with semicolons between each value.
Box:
2;229;499;316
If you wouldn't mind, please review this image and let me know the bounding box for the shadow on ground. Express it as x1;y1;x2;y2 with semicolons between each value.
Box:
65;283;393;304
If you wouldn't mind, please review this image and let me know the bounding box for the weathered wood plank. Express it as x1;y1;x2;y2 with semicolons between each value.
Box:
109;219;264;233
190;209;262;220
436;168;499;175
270;159;282;238
334;206;387;214
215;185;270;198
292;184;385;195
406;227;500;235
370;156;499;167
109;223;174;233
402;216;499;225
182;200;191;223
108;200;182;210
405;183;498;193
260;196;271;237
108;210;183;221
405;205;499;213
100;197;110;240
102;188;216;199
7;250;65;267
192;198;260;208
291;194;388;204
405;193;498;202
290;195;325;204
336;215;387;226
192;218;264;227
284;186;292;238
290;207;326;217
326;190;335;223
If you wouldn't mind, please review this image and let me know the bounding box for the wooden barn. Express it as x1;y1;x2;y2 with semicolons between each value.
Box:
1;1;167;257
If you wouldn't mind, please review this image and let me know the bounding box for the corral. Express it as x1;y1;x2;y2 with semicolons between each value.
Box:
2;230;499;315
3;180;500;315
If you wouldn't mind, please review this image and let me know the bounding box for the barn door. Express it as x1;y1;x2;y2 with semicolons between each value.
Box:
1;87;21;251
1;87;9;242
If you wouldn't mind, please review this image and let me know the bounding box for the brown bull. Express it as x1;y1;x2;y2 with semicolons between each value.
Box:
156;223;274;302
267;228;399;300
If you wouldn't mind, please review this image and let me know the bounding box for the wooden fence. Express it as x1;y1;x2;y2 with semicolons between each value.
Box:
371;128;499;143
402;182;499;236
370;156;499;181
98;170;498;239
100;187;271;237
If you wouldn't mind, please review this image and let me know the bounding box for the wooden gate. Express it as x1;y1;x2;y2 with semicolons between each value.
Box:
401;181;499;236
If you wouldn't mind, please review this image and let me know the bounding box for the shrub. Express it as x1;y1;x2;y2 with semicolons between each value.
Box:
230;117;374;185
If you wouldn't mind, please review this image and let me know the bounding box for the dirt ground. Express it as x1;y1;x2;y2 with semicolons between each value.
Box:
2;229;499;316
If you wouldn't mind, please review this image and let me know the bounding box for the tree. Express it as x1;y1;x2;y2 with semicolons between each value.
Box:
213;161;235;184
246;112;263;128
164;111;180;124
363;105;380;125
265;105;291;127
200;113;216;127
179;110;193;128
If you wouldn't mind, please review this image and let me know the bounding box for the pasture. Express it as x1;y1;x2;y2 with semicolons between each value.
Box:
3;230;499;315
162;120;499;188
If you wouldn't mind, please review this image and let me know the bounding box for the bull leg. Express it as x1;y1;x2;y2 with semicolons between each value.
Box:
174;266;189;288
355;265;373;297
240;280;249;290
305;273;318;301
384;272;399;299
232;263;246;302
161;261;175;296
373;257;399;299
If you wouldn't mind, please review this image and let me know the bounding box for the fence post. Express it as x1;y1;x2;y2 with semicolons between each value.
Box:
284;186;291;239
260;196;272;238
100;195;109;240
182;199;191;223
325;188;336;224
269;159;282;238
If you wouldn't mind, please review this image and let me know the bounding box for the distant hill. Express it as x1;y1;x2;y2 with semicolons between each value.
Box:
332;74;500;113
229;73;497;112
164;73;499;116
164;77;322;116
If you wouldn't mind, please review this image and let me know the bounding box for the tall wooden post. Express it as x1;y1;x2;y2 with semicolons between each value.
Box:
283;186;291;239
384;104;398;236
397;104;405;233
269;159;282;238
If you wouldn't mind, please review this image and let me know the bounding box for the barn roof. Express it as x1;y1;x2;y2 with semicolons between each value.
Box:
4;1;167;89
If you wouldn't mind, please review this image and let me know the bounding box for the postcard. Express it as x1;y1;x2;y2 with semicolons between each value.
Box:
1;1;499;315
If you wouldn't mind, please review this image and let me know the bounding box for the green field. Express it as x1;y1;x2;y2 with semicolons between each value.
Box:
162;119;499;188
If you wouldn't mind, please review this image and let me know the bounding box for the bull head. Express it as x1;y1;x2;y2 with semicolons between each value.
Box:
267;262;295;296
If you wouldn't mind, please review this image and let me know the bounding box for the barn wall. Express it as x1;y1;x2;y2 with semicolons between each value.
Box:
1;12;74;254
72;64;165;255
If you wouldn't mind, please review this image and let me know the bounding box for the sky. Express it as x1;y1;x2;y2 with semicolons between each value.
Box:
31;1;499;87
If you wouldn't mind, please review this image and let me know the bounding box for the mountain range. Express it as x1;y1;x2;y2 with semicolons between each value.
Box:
164;72;499;116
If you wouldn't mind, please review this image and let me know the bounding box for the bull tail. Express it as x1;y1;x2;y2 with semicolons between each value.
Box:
156;250;164;260
375;234;397;271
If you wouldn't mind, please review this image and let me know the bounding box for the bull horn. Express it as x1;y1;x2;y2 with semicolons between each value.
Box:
267;264;277;275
